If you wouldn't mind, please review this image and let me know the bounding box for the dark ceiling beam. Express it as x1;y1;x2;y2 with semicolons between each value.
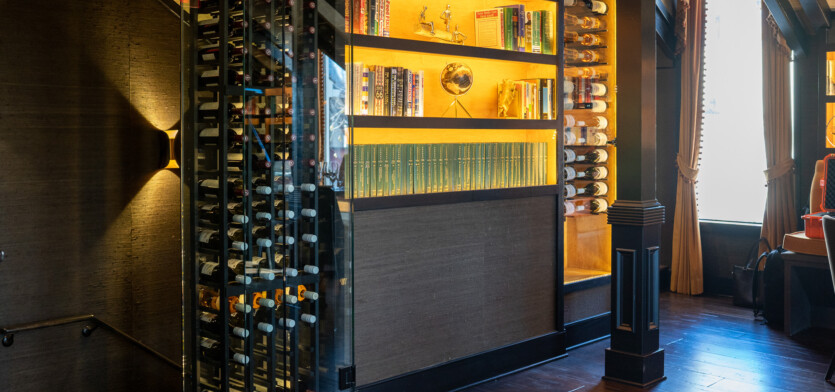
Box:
799;0;830;30
763;0;810;56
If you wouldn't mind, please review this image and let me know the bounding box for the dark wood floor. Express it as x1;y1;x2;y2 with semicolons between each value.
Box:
467;293;835;392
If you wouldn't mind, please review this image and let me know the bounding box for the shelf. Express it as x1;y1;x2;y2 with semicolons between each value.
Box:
352;185;559;211
349;35;558;65
564;267;610;293
566;61;609;67
351;116;559;129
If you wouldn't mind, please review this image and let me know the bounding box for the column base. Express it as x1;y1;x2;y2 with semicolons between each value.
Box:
603;348;666;388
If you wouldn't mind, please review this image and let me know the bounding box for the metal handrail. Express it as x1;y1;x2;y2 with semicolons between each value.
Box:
0;314;182;371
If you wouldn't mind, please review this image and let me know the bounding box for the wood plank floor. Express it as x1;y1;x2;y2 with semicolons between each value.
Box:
467;292;835;392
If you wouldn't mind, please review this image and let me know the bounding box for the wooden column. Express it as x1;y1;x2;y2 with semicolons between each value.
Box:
603;0;666;387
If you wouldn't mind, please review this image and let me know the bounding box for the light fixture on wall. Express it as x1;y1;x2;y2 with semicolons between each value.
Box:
157;130;180;171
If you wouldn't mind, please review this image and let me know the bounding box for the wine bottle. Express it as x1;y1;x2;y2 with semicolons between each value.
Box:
565;13;582;28
577;181;608;196
576;166;608;180
564;184;578;198
582;16;604;29
589;0;608;14
197;43;247;64
198;228;248;251
228;153;272;170
199;260;251;284
198;203;249;225
199;288;252;314
580;33;604;46
575;148;608;163
564;149;577;164
564;166;577;181
200;337;250;365
199;69;250;87
299;208;316;218
302;265;319;274
198;127;248;146
564;31;580;44
565;48;601;63
591;100;607;113
297;285;319;301
198;17;248;39
565;198;608;215
198;178;249;198
200;312;250;339
300;314;317;324
197;101;244;122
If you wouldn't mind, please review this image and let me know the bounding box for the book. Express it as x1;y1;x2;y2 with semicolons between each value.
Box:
383;67;391;116
502;8;513;51
416;70;424;117
541;10;554;55
498;5;525;51
525;11;533;53
395;67;404;117
367;0;376;36
475;9;503;49
374;66;385;115
367;66;375;115
405;69;413;117
383;0;391;36
532;11;541;54
361;65;369;115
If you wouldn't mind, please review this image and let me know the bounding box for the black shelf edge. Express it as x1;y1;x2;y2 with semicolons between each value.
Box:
350;35;558;65
351;116;559;129
353;185;559;211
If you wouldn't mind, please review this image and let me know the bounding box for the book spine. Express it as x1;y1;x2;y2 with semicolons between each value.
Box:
367;0;375;36
367;66;375;115
375;66;385;115
418;71;424;116
384;0;391;37
405;69;413;117
395;67;404;117
511;8;518;51
360;0;367;35
383;67;391;116
541;10;553;55
504;8;513;51
518;5;526;52
532;11;541;54
361;66;369;115
525;11;533;53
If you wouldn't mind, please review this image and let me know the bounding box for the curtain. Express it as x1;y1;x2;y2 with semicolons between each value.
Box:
760;6;796;253
670;0;706;295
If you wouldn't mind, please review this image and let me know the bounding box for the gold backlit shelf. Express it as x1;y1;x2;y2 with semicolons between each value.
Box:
351;115;559;129
349;35;559;65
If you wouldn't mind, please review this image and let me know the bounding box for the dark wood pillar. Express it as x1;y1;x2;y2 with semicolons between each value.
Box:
603;0;666;387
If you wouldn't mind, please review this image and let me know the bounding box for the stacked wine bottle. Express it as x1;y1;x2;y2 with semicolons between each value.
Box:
186;0;322;391
562;2;611;216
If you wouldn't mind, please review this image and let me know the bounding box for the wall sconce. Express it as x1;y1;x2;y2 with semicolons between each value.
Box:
158;130;181;171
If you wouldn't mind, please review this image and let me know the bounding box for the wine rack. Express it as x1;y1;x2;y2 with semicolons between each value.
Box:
181;0;327;391
562;0;616;286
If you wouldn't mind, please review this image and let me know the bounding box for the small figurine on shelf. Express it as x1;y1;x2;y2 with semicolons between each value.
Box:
497;79;517;118
415;5;467;45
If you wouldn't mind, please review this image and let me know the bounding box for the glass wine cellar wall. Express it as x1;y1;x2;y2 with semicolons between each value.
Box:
180;1;354;391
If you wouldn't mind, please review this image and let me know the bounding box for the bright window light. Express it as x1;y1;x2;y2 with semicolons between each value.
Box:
697;0;767;224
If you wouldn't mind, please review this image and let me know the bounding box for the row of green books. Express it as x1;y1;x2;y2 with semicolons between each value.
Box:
346;143;549;198
475;6;554;54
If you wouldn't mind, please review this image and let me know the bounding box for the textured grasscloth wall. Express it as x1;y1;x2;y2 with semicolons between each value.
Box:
0;1;182;391
353;197;557;385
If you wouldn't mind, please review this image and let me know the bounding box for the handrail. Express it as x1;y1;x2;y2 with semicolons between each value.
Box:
1;314;182;371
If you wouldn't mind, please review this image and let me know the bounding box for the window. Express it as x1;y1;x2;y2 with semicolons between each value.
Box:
697;0;767;224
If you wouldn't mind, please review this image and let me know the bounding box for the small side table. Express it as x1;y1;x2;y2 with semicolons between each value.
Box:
783;251;835;336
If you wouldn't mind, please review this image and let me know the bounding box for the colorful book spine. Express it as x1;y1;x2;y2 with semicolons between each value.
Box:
394;67;403;117
374;66;385;115
405;69;413;117
475;9;503;49
541;10;553;55
383;67;391;116
383;0;391;36
367;0;376;35
503;8;513;51
367;66;375;115
532;11;541;54
361;66;369;115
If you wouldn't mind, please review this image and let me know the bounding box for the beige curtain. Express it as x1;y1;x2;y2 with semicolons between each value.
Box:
671;0;706;295
760;6;796;252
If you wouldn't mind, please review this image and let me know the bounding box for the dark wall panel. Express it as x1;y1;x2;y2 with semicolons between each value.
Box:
0;1;181;391
353;197;557;386
700;222;762;295
656;51;681;271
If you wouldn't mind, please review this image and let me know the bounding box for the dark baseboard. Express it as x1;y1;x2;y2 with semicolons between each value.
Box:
566;313;611;350
357;331;566;392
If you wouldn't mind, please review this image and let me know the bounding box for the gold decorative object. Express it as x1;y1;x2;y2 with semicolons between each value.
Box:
415;5;467;45
497;80;517;118
440;62;473;118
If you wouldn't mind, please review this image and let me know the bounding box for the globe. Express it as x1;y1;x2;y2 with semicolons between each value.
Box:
440;63;473;96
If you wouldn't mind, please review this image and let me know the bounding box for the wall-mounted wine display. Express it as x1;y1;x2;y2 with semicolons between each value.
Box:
182;0;325;390
562;0;616;285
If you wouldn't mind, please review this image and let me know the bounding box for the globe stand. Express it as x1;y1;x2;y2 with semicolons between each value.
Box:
441;97;472;118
